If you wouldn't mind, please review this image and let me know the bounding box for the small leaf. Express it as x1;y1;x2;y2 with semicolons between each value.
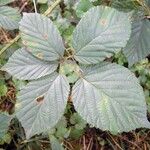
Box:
123;13;150;66
72;6;131;64
0;6;21;30
111;0;140;12
0;113;11;138
69;128;84;139
0;0;14;5
70;113;86;129
2;48;58;80
16;73;70;139
72;63;150;133
145;0;150;6
0;80;7;96
20;13;65;61
75;0;93;18
59;60;80;83
50;135;65;150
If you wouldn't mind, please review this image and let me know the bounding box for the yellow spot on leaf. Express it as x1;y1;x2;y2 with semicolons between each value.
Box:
99;93;109;111
15;103;21;109
23;40;27;46
36;53;43;59
100;19;107;26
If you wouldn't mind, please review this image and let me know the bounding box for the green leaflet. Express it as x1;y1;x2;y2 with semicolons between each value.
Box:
75;0;93;18
0;6;21;30
50;135;65;150
0;113;11;139
111;0;140;12
2;48;58;80
70;113;86;130
72;6;131;64
123;13;150;66
0;0;14;6
20;13;65;61
0;80;7;96
72;63;150;133
16;73;70;139
59;60;81;83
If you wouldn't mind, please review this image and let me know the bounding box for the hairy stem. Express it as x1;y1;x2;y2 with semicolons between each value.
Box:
0;0;62;56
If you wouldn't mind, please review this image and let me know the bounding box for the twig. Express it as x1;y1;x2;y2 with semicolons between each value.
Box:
0;0;62;56
0;35;20;56
108;133;123;150
1;29;9;42
44;0;61;16
64;140;74;150
38;139;50;143
27;145;32;150
83;135;86;150
19;0;29;13
118;135;142;150
146;16;150;19
87;137;93;150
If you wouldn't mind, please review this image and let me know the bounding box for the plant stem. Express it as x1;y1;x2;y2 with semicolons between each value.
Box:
0;0;62;56
0;34;20;56
44;0;61;16
33;0;37;13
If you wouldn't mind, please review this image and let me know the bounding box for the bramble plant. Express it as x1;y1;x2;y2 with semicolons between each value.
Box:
0;0;21;30
1;1;150;140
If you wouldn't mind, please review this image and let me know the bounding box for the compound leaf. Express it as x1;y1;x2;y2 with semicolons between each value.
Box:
20;13;65;61
16;73;70;139
1;48;58;80
72;63;150;133
72;6;131;64
0;6;21;30
123;15;150;66
0;113;11;138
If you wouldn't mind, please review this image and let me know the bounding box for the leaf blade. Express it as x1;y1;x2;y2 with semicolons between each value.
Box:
123;14;150;66
0;113;11;138
72;63;150;133
50;135;65;150
0;6;21;30
72;6;131;64
0;0;14;5
2;48;58;80
16;73;70;139
20;13;65;61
